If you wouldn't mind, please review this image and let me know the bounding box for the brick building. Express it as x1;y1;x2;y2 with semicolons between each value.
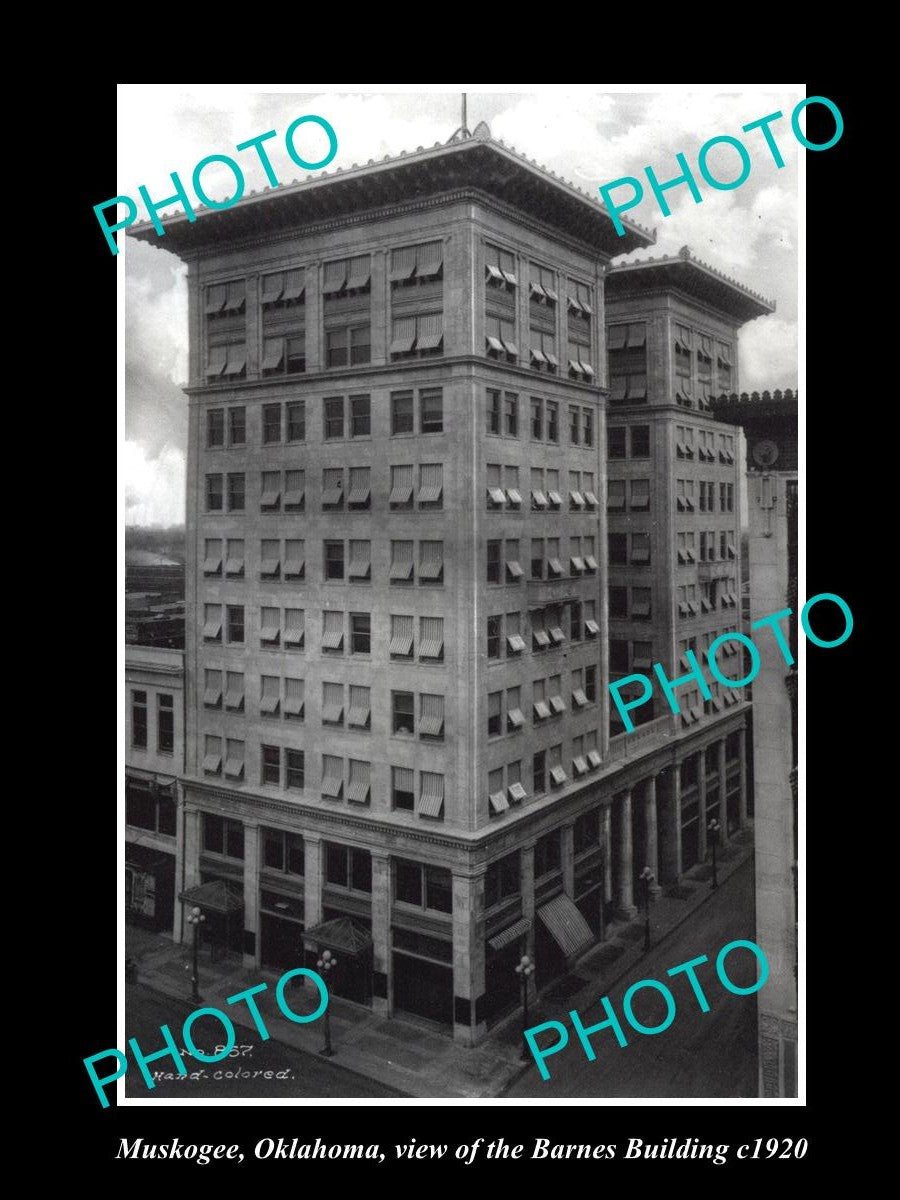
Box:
129;125;767;1045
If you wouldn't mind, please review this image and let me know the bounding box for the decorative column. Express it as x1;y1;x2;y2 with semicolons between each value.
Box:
370;248;388;366
242;823;259;968
245;273;260;378
370;851;391;1016
303;835;323;930
718;739;730;844
172;784;186;944
451;873;485;1046
179;805;202;942
561;821;575;897
660;766;683;885
304;263;321;373
615;790;637;918
644;776;661;893
698;751;708;862
738;726;749;826
521;845;537;1001
607;806;614;907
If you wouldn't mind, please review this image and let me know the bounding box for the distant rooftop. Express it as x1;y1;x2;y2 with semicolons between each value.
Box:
125;549;181;568
128;122;655;260
606;246;775;324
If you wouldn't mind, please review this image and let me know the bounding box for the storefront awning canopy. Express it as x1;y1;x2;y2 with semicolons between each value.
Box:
488;917;531;952
537;894;594;959
179;879;244;915
303;916;373;957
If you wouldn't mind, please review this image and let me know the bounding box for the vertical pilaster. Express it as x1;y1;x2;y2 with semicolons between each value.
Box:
602;805;612;904
660;766;683;884
304;263;321;373
561;822;575;897
371;851;391;1017
698;751;708;862
521;845;537;1001
304;835;323;929
615;790;636;917
242;823;259;968
172;784;186;944
645;776;660;891
245;273;260;378
452;872;485;1045
738;726;748;826
370;249;388;365
718;739;730;844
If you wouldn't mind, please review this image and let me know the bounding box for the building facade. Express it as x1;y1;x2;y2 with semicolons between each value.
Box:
125;645;185;933
710;390;798;1098
131;129;762;1046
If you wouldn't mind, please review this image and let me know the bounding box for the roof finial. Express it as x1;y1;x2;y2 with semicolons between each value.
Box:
447;93;472;143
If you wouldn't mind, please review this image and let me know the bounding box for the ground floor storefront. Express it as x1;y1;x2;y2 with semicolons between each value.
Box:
173;715;749;1045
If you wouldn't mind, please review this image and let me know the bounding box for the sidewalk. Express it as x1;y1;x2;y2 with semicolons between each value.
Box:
126;828;754;1099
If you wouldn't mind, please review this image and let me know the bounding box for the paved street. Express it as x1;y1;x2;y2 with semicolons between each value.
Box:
124;985;405;1098
507;858;758;1097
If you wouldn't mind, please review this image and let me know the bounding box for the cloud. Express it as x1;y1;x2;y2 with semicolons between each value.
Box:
740;316;798;393
123;441;186;527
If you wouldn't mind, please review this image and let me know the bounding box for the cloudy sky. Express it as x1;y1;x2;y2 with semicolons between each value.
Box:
120;85;802;527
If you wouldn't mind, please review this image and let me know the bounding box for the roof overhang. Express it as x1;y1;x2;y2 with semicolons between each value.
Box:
128;135;655;260
606;253;775;324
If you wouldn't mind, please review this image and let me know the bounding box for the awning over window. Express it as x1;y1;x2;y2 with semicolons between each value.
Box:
537;893;594;959
321;758;343;797
347;759;370;804
303;916;372;957
321;483;343;507
205;284;227;314
390;245;416;282
419;618;444;659
284;544;305;577
417;773;444;818
390;616;414;656
489;789;509;814
419;542;444;580
346;256;371;290
419;694;444;737
282;269;304;302
508;781;527;803
531;489;548;509
262;338;284;371
506;633;526;654
206;344;227;376
179;879;243;915
488;917;530;951
348;543;371;578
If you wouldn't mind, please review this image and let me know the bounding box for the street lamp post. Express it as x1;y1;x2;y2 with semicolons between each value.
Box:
515;953;535;1061
316;948;338;1057
639;867;655;951
186;905;205;1004
708;819;721;890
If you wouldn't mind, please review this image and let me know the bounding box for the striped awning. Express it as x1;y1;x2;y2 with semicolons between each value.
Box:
537;894;594;959
488;917;531;952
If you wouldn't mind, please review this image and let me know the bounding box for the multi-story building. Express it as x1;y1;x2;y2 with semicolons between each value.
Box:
129;127;763;1046
710;389;798;1097
125;645;185;932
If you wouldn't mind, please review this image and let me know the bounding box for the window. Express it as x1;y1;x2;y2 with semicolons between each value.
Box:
202;813;244;859
632;587;652;620
505;393;518;436
346;539;370;582
350;394;371;437
204;669;222;710
570;600;583;642
547;401;559;442
261;744;281;786
485;852;520;906
263;828;305;875
260;675;280;718
348;684;371;729
419;540;444;584
531;398;543;440
631;533;651;565
283;470;304;513
630;425;650;457
389;613;415;661
486;389;501;435
505;539;522;582
203;735;222;777
487;614;501;660
610;639;629;673
485;243;517;289
207;409;224;448
206;340;246;380
607;480;626;511
263;404;281;444
419;616;444;662
392;766;415;811
569;406;580;445
609;586;628;619
533;750;546;794
487;540;501;584
531;537;544;580
717;342;733;392
630;478;650;511
350;612;371;655
131;690;147;748
390;240;444;286
284;677;304;721
321;755;344;800
206;474;223;512
419;693;444;740
260;539;280;580
530;329;558;372
228;407;246;446
418;464;443;509
420;388;443;433
321;468;343;510
609;532;627;565
260;606;281;648
287;401;305;442
226;473;244;512
391;314;444;359
224;739;245;781
347;759;371;805
390;464;414;510
392;691;415;735
324;397;344;439
325;844;371;893
391;391;414;435
390;540;414;584
324;540;344;581
284;608;304;649
608;426;626;458
321;610;343;653
226;605;244;644
535;831;561;878
608;322;647;403
203;538;222;576
488;691;502;737
157;694;174;753
583;408;594;446
225;671;244;711
394;860;452;912
322;681;344;726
